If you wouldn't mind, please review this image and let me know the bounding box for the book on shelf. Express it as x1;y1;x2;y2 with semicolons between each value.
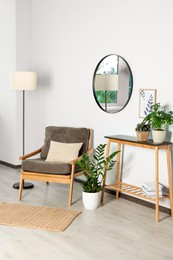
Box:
141;181;163;192
142;187;163;197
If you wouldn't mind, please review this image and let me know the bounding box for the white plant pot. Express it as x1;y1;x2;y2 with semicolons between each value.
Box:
82;191;101;210
152;129;166;143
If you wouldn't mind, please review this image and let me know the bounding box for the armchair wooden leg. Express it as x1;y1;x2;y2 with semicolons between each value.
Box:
68;166;75;207
18;174;23;200
68;183;74;207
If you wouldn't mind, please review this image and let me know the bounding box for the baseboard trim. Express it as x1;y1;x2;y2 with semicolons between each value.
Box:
75;178;171;214
0;160;21;169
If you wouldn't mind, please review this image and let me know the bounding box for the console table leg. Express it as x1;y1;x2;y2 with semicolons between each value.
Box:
116;143;121;199
166;146;173;217
155;147;159;222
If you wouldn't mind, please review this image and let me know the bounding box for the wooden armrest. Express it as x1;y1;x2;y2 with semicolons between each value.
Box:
19;148;42;161
70;148;93;164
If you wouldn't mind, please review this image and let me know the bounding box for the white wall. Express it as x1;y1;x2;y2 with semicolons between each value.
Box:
0;0;17;164
30;0;173;207
0;0;34;165
15;0;34;159
1;0;173;207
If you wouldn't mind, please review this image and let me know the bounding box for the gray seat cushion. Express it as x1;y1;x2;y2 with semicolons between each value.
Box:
22;158;81;175
40;126;90;159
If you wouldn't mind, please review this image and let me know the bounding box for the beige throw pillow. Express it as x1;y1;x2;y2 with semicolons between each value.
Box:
46;141;83;163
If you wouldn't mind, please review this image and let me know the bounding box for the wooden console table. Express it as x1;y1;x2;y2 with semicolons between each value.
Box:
101;135;173;222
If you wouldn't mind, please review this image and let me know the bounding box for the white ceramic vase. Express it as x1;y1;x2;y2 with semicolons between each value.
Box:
82;191;101;210
152;129;166;143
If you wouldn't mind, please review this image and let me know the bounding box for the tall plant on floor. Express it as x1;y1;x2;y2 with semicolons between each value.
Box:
77;143;119;193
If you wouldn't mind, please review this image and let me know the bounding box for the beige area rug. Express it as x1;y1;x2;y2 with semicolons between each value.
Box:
0;202;81;232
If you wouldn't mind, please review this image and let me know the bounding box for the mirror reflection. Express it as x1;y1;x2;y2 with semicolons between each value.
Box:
93;54;133;113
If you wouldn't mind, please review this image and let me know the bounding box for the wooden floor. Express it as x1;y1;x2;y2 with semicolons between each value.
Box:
0;164;173;260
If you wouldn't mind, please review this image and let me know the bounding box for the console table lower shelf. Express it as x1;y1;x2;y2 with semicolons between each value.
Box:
106;182;164;203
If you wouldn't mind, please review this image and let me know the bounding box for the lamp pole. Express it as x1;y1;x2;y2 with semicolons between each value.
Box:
10;71;37;190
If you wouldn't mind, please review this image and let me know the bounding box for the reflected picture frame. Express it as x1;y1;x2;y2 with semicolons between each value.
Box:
139;89;156;118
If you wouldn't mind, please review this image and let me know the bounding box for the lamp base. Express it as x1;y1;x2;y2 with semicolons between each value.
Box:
13;182;34;189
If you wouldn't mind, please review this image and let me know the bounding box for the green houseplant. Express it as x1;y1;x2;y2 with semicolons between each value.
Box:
76;143;119;209
135;122;150;141
143;103;173;143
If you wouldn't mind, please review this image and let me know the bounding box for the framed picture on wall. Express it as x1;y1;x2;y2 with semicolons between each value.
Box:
139;89;156;118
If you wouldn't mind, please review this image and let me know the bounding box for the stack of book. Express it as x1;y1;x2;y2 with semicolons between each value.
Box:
142;182;163;198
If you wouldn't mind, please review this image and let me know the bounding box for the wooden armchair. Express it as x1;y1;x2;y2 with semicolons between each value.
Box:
18;126;92;207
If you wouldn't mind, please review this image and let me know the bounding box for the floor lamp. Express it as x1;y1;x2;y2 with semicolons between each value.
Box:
10;71;37;189
95;74;118;112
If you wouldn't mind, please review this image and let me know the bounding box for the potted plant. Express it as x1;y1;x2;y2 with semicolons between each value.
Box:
76;144;119;209
135;121;150;141
143;103;173;143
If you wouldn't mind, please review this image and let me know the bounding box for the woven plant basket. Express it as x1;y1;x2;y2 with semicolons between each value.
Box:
136;131;149;142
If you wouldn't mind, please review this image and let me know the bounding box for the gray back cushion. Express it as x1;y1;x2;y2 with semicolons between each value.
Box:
40;126;90;159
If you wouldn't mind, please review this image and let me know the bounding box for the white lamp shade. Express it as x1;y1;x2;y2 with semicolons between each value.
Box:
10;71;37;90
95;74;118;91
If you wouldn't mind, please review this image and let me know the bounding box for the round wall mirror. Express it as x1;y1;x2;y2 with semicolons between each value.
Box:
93;54;133;113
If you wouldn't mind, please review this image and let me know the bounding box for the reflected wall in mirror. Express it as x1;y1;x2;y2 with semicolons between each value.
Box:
93;54;133;113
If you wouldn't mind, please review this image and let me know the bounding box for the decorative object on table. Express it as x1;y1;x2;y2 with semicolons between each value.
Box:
142;102;173;143
142;181;163;198
135;121;150;141
0;202;81;232
76;143;119;209
139;89;156;118
10;71;37;189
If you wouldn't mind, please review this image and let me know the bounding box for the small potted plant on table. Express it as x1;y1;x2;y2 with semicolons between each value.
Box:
77;144;119;209
143;103;173;143
135;122;150;141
